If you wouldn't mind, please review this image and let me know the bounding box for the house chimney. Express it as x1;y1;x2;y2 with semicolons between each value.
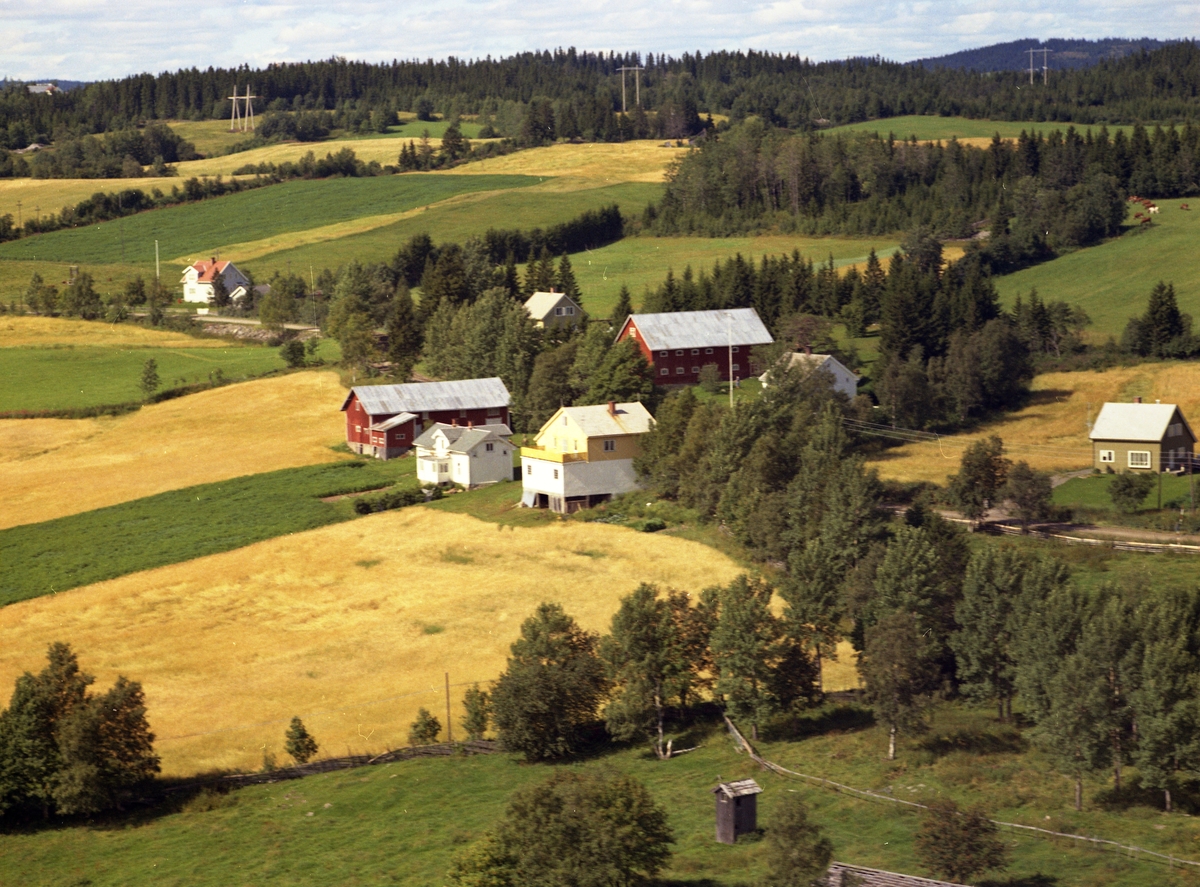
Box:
608;401;617;417
451;418;458;427
1133;396;1142;404
467;420;474;429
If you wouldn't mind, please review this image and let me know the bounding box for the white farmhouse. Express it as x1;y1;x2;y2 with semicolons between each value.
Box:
180;258;252;304
524;290;583;329
413;422;514;488
759;352;859;400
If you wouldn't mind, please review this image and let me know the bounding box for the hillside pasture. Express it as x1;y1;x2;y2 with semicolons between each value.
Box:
0;174;537;268
448;139;688;184
244;180;664;275
0;507;747;774
827;115;1136;144
563;235;901;317
0;314;230;349
865;361;1200;485
0;371;347;530
0;343;293;412
0;176;186;227
995;204;1200;338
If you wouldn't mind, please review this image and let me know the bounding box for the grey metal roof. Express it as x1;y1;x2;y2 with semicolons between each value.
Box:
342;378;511;415
413;423;512;453
371;412;417;431
825;862;968;887
760;353;859;385
548;402;655;437
1089;402;1194;442
624;308;774;351
712;779;763;798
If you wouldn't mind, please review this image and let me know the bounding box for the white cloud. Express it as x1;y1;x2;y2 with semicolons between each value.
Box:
0;0;1192;80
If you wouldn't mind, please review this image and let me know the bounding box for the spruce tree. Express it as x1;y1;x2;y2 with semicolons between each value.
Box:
555;254;581;302
384;286;421;381
610;285;633;331
139;358;160;398
284;716;318;764
461;685;490;741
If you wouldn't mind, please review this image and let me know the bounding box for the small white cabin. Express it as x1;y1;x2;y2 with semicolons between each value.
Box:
413;423;513;488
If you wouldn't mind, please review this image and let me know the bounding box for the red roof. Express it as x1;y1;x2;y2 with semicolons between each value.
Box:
191;260;231;283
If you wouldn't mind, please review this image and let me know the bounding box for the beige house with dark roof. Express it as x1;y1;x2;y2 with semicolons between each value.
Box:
1089;400;1195;473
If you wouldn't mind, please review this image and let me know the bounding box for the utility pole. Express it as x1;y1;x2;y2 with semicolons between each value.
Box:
1041;48;1052;84
445;672;453;743
155;239;160;282
727;311;734;410
616;65;645;113
1027;48;1036;85
15;199;20;229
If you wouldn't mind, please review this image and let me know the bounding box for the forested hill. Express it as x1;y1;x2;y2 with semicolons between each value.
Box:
2;41;1199;146
914;38;1171;73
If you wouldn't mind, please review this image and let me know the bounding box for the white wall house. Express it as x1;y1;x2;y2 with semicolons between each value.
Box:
760;352;859;400
180;259;252;304
413;423;513;488
520;401;654;513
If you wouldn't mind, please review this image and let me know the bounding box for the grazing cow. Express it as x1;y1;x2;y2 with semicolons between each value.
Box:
1149;206;1160;214
1181;203;1190;211
1135;212;1144;219
1141;217;1153;226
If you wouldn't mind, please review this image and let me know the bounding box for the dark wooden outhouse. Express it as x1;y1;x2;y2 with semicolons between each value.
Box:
712;778;763;844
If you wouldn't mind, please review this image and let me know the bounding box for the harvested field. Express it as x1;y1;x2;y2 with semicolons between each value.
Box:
0;314;229;349
446;139;687;183
0;176;185;224
0;508;749;775
866;362;1200;485
0;371;347;529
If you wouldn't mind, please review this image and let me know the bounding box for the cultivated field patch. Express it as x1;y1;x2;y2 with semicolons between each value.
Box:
446;139;687;183
827;115;1136;142
0;314;230;349
994;204;1200;337
866;362;1200;484
0;370;347;529
0;507;748;774
0;174;538;267
0;176;186;227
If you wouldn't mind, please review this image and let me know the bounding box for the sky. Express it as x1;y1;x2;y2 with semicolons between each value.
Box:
3;0;1197;82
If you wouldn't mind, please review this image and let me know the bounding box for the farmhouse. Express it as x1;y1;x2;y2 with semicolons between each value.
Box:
413;423;513;488
521;401;654;513
180;259;252;304
340;378;511;460
1089;399;1196;473
524;290;583;329
616;308;774;384
759;352;859;400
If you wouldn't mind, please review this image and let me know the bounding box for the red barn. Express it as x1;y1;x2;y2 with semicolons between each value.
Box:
340;378;511;460
616;308;774;385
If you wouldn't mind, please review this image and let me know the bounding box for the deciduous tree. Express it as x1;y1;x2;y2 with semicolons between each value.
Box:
914;799;1008;883
858;611;939;760
760;793;834;887
408;708;442;746
284;716;318;764
462;685;491;741
947;435;1009;525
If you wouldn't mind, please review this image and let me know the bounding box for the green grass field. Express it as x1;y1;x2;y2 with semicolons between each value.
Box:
0;457;417;606
827;115;1136;142
244;181;664;276
2;703;1196;887
994;206;1200;338
1053;473;1199;513
0;174;538;268
556;235;899;317
0;342;334;411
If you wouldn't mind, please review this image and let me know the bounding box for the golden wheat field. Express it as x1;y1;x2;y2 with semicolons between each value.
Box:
867;362;1200;485
0;314;234;349
0;177;186;224
0;508;757;775
0;371;347;529
174;137;431;177
447;140;687;185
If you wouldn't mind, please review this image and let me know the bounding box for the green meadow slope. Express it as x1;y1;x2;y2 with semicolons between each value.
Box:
827;115;1136;142
994;204;1200;338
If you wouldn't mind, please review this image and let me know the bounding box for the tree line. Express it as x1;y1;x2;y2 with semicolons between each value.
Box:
2;41;1197;148
651;118;1194;240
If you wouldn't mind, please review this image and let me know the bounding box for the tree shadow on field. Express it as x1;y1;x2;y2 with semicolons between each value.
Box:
1093;775;1200;815
763;704;875;743
978;875;1059;887
917;725;1027;758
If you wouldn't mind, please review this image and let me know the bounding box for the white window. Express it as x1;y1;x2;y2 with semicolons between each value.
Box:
660;368;669;376
1099;450;1114;463
732;363;740;372
526;464;532;475
603;439;615;452
488;407;500;416
705;347;713;354
676;367;685;375
565;306;574;315
732;346;740;353
563;416;569;425
659;350;668;357
1128;451;1151;469
691;349;700;355
553;468;559;480
675;350;684;356
460;410;468;418
629;328;637;338
692;366;700;373
486;442;494;452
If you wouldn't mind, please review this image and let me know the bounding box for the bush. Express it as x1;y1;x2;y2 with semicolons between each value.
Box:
284;716;319;764
353;486;425;514
914;798;1008;883
408;707;441;745
1109;472;1156;514
279;339;306;367
698;363;722;394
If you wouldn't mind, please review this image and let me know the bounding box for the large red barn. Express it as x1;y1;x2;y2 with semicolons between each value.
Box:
340;378;511;460
616;308;774;385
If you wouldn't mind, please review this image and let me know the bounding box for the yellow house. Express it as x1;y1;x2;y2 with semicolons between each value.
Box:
520;401;654;513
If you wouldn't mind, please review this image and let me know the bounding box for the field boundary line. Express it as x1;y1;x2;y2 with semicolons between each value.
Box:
722;716;1200;871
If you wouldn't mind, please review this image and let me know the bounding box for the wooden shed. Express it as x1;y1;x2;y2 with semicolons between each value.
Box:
712;778;762;844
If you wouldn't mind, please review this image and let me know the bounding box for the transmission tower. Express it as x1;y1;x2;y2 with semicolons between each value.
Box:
616;65;645;113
